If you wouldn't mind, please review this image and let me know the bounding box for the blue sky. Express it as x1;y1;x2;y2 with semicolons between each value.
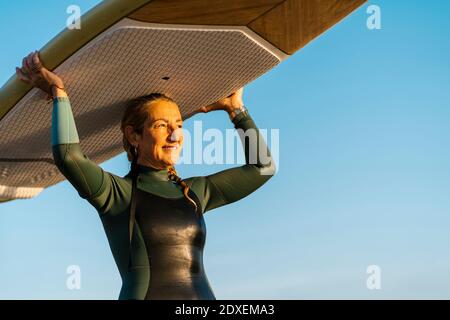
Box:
1;0;450;299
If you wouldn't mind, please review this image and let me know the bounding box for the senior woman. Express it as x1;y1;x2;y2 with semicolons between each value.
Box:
16;51;276;300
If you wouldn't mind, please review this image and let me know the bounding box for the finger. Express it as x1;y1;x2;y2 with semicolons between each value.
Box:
194;106;206;114
32;51;43;69
226;87;242;97
27;52;37;72
202;105;213;113
22;56;29;73
203;103;223;112
16;67;31;84
231;87;243;98
17;67;32;83
26;51;34;65
22;53;33;74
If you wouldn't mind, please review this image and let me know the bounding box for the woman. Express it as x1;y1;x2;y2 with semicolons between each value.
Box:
16;51;276;300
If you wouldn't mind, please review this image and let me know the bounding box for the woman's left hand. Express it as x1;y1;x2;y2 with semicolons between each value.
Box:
197;87;244;115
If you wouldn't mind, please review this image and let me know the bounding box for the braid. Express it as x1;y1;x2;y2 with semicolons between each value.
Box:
167;166;198;214
130;146;139;181
127;145;139;270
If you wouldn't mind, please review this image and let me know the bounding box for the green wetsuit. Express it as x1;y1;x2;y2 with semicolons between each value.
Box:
51;96;276;299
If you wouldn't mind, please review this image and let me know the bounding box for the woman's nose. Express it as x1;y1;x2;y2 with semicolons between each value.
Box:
168;128;182;142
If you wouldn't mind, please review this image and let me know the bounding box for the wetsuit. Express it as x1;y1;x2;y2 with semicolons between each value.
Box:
51;96;276;300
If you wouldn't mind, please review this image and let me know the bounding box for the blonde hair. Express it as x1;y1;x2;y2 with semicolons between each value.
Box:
120;93;198;214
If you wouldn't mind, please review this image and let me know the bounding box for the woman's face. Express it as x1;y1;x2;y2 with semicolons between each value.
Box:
129;100;184;169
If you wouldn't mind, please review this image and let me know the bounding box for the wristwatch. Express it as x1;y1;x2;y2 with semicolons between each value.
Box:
230;105;248;121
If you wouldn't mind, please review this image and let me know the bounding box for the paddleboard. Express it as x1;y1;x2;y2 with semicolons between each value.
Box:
0;0;366;202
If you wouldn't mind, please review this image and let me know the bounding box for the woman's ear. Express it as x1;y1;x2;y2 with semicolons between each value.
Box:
124;125;138;146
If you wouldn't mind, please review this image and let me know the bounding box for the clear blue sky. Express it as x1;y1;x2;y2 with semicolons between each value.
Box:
1;0;450;299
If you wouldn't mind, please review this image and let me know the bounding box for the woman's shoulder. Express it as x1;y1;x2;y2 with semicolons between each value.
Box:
183;176;208;198
83;170;132;217
97;170;133;198
183;175;205;187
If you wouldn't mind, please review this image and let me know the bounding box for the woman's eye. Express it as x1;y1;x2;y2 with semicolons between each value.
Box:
155;123;166;128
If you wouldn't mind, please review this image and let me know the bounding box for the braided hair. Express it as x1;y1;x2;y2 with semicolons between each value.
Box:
167;165;198;213
120;93;198;214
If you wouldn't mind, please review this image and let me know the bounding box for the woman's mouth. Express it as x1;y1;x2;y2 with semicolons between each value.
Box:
163;145;178;150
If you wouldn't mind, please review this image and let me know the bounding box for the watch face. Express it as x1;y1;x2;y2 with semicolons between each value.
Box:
234;106;246;114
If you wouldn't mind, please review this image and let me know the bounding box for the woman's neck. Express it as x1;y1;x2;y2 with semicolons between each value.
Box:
137;159;168;171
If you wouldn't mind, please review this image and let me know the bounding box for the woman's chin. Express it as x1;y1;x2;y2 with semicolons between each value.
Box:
162;157;179;167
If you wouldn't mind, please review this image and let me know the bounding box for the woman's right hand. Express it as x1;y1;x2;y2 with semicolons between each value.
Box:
15;51;65;97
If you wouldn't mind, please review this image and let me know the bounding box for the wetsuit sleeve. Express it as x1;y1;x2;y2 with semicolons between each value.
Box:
51;97;130;215
199;109;277;213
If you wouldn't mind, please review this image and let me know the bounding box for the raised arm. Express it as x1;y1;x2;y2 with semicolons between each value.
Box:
51;93;105;202
189;88;277;213
16;51;129;215
203;109;276;212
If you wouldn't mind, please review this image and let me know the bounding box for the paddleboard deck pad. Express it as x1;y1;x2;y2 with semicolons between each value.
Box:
0;0;366;202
